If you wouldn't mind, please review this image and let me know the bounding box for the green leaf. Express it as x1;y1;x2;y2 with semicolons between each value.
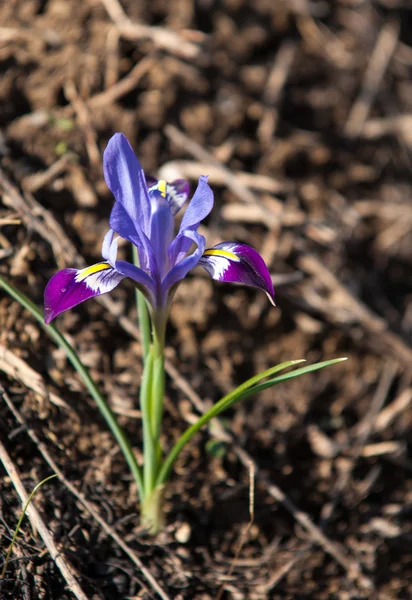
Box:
157;358;346;486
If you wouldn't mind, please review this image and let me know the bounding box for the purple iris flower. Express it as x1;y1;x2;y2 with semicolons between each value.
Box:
44;133;275;325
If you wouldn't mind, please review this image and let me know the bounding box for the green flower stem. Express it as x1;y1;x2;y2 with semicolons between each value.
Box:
132;246;151;362
140;346;156;495
0;276;144;502
151;353;165;446
156;358;347;486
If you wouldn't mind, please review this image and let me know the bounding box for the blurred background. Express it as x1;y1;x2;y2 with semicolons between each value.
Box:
1;1;412;598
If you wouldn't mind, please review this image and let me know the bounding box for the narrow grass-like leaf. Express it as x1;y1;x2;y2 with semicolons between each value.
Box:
0;474;57;578
156;358;342;486
0;276;144;501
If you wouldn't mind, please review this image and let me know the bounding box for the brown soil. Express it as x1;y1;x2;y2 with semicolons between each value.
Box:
1;1;412;599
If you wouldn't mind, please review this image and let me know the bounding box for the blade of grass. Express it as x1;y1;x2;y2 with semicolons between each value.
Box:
1;474;57;578
0;276;144;502
157;359;347;486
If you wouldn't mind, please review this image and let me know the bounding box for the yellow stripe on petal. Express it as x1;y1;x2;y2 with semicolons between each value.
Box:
203;249;240;261
75;262;112;283
157;180;167;198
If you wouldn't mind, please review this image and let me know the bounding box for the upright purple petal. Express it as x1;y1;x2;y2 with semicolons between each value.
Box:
102;229;115;263
161;231;206;300
179;176;213;232
109;200;155;273
149;193;174;279
166;177;214;265
199;242;275;304
44;263;125;324
102;229;120;267
166;180;190;215
103;133;152;236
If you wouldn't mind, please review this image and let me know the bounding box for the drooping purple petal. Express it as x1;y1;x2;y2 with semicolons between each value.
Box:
44;263;125;324
103;133;152;235
161;230;206;300
179;176;213;232
199;242;275;304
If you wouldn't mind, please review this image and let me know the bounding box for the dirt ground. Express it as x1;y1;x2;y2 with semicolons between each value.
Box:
1;0;412;598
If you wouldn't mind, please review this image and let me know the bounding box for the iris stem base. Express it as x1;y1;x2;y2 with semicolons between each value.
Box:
141;485;166;534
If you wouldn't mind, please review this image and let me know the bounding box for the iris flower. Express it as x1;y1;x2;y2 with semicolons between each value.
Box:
44;134;275;330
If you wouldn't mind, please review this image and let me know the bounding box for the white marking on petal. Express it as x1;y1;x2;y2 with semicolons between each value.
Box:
75;263;123;293
202;255;232;279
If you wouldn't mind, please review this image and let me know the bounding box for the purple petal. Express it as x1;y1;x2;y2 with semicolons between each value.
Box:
149;194;174;279
101;229;120;267
103;133;152;236
148;179;190;216
161;231;206;300
102;229;115;263
179;176;213;232
115;260;156;302
44;263;125;324
167;177;214;265
199;242;275;303
166;180;190;215
146;177;190;216
109;200;155;273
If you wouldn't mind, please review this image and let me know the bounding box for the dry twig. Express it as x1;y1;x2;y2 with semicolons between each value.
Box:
100;0;202;59
164;125;268;207
344;19;400;138
0;430;89;600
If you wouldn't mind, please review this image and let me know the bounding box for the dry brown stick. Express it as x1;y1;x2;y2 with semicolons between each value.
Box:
0;343;73;413
0;167;79;269
100;0;201;59
164;125;263;206
0;385;170;600
255;543;311;594
215;460;255;600
355;361;398;442
23;152;77;193
320;362;398;527
158;160;290;194
257;41;297;147
292;0;350;66
344;19;400;138
362;114;412;145
374;388;412;433
298;254;412;367
87;55;155;110
105;26;121;90
54;55;154;119
64;81;101;168
0;437;89;600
